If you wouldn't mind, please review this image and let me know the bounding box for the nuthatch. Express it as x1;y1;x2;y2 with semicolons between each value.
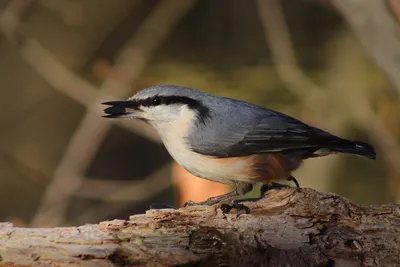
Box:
102;85;376;210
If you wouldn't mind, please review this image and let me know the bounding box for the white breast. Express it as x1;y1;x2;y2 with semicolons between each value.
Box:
151;106;254;184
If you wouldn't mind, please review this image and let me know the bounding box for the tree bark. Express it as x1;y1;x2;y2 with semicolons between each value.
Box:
0;188;399;266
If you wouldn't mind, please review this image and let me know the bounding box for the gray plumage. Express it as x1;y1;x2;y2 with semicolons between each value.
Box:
102;84;376;209
132;85;376;160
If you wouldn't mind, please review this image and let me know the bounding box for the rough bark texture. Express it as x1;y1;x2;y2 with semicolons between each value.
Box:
0;188;399;266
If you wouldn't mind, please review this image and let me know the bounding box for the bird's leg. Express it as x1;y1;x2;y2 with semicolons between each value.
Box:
184;182;252;207
288;175;300;188
221;186;274;216
260;176;301;193
219;183;261;216
183;191;238;207
259;176;300;197
221;177;300;216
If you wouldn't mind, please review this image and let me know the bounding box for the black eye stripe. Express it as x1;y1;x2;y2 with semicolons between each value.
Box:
133;95;211;124
136;95;201;108
152;97;161;105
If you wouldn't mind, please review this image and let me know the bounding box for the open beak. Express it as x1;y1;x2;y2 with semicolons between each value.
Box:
102;100;137;118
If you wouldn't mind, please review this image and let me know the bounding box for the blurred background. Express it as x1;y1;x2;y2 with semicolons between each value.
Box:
0;0;399;227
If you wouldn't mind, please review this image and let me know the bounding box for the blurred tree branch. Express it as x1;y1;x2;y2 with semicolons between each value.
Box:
256;0;323;100
330;0;400;198
0;188;399;266
325;32;400;200
0;0;34;42
0;0;163;206
29;0;197;227
332;0;400;94
68;164;172;225
24;36;162;141
0;0;162;141
257;0;343;192
0;0;196;227
76;164;171;202
257;0;400;200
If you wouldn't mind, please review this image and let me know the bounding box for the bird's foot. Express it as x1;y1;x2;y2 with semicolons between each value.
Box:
260;181;300;195
183;183;253;209
220;199;256;217
221;181;301;217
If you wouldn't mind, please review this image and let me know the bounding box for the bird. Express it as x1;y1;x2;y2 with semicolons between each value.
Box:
102;84;376;211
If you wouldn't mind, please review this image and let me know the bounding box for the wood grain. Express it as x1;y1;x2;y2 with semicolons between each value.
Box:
0;187;399;266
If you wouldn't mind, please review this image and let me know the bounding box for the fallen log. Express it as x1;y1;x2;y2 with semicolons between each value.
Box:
0;188;399;266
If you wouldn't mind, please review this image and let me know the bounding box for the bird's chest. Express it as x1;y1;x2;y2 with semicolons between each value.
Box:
152;113;256;184
159;131;253;184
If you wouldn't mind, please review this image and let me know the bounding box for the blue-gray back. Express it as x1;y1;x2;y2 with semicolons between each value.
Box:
136;85;337;158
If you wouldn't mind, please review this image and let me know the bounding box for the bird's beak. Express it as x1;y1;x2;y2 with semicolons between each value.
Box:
101;100;138;118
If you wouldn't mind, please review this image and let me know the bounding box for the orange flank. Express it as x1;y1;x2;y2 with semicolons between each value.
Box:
172;162;229;206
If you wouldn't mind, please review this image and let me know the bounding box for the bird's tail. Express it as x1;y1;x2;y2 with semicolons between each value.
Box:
329;139;376;160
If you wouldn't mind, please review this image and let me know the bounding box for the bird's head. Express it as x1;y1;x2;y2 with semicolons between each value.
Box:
102;85;211;130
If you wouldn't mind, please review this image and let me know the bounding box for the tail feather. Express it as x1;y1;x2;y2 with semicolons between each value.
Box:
329;139;376;160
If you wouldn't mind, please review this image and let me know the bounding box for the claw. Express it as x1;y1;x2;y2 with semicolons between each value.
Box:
288;175;300;188
220;200;251;217
220;203;233;214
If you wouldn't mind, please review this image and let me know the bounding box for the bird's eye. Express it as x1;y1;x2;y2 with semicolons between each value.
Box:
152;97;161;105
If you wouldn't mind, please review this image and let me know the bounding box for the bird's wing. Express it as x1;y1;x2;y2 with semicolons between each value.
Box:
190;112;336;158
233;117;327;153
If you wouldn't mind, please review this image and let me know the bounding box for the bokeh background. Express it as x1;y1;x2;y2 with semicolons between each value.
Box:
0;0;399;227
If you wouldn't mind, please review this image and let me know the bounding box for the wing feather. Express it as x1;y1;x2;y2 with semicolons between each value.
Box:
192;115;336;157
187;98;338;158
